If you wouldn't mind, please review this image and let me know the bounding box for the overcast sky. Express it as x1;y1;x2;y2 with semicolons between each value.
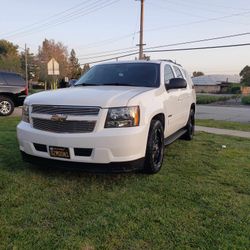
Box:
1;0;250;74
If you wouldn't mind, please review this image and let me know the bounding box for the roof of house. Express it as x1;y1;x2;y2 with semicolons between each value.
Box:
192;74;241;86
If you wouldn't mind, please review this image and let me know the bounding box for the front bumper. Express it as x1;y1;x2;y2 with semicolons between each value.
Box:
17;121;149;166
21;151;145;172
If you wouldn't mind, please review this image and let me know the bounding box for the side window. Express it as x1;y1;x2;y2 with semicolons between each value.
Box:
164;64;175;84
181;69;188;79
0;73;6;85
173;66;184;78
3;73;25;86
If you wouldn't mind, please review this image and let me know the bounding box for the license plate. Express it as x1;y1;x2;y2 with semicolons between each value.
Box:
49;146;70;159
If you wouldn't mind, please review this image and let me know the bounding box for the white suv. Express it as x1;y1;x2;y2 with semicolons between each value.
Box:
17;60;196;174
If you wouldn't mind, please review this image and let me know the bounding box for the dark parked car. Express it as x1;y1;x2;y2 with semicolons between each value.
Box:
0;72;28;116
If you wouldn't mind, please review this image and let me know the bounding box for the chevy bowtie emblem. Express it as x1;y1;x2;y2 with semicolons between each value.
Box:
51;114;68;122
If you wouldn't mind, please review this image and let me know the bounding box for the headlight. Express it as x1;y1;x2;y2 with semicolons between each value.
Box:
105;106;140;128
22;104;30;123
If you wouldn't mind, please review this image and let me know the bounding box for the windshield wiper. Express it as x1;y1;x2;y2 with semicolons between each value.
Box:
75;83;96;86
75;83;137;87
98;83;136;86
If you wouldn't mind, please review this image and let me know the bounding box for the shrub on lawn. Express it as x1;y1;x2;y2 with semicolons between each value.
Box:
230;85;241;94
196;95;231;104
241;95;250;105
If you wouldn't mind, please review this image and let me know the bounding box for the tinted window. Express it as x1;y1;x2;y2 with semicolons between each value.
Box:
173;66;183;78
164;65;175;84
0;73;6;85
3;73;25;86
75;63;160;88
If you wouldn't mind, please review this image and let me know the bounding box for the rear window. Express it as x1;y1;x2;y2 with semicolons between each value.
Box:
2;73;25;86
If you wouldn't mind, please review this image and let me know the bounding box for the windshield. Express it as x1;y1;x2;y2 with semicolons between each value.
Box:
75;63;160;87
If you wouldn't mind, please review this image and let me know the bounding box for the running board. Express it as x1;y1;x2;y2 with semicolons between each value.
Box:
164;128;187;146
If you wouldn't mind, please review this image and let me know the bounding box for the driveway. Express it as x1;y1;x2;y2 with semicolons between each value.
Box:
12;107;22;117
196;105;250;123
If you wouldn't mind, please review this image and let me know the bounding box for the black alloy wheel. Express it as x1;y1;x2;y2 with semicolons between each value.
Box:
183;109;195;140
143;120;164;174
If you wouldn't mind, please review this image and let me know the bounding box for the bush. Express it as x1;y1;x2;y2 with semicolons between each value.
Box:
230;86;241;94
196;95;231;104
241;95;250;105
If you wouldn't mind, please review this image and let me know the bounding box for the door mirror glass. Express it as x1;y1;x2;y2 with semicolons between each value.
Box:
165;78;187;90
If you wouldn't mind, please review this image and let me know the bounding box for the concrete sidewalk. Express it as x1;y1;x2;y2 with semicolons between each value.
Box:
196;126;250;139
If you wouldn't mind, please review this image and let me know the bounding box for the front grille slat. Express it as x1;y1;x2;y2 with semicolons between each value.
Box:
32;105;100;116
33;118;96;133
31;105;99;133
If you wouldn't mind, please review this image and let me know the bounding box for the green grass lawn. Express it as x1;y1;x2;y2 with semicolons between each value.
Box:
196;95;237;104
196;119;250;132
0;117;249;249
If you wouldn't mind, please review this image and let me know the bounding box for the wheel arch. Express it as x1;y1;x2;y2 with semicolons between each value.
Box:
150;113;165;132
0;93;17;106
191;103;195;113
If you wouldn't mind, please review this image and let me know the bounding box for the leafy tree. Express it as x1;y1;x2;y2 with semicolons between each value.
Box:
68;49;82;79
193;71;204;77
0;40;21;73
37;39;69;84
82;63;90;75
20;48;39;81
240;65;250;86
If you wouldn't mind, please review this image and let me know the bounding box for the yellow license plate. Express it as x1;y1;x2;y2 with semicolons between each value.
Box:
49;146;70;159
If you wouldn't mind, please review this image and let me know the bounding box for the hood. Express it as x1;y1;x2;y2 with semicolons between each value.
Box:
25;86;153;108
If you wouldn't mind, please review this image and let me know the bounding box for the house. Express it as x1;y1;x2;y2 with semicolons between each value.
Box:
192;74;241;93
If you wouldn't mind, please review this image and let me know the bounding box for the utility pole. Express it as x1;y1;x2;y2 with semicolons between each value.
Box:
137;0;145;60
25;43;28;90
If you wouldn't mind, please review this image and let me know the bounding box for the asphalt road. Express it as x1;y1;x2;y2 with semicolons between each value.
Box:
196;105;250;123
10;105;250;123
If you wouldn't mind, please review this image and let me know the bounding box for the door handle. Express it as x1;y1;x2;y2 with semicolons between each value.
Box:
178;97;183;101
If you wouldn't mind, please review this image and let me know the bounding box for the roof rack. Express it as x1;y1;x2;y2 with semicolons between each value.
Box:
158;59;182;67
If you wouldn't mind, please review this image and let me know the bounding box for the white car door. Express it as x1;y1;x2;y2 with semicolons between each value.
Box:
172;66;189;128
163;64;182;136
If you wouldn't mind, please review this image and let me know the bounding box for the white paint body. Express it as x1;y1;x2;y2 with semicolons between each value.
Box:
17;61;196;164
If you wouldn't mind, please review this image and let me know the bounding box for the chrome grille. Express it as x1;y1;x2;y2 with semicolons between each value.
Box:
33;118;96;133
32;105;100;116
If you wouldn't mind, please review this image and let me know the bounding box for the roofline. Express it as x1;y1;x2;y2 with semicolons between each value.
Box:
95;59;182;67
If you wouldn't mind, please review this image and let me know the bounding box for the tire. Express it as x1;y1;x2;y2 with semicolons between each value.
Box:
143;119;164;174
0;96;15;116
183;109;195;140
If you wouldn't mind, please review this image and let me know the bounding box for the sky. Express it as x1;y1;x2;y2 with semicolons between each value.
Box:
0;0;250;75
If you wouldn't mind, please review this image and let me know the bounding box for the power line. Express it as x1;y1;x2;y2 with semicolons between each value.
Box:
77;46;137;59
145;32;250;50
77;32;137;50
78;48;138;60
0;0;91;37
2;0;120;39
75;9;250;53
145;43;250;53
79;42;250;65
144;10;250;33
8;0;119;39
78;31;250;60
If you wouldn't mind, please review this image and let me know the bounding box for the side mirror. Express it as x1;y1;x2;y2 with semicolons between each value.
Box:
165;78;187;90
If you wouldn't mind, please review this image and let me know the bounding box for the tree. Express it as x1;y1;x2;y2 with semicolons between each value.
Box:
192;71;204;77
20;48;39;81
0;40;21;73
68;49;82;79
82;63;90;75
240;65;250;86
36;39;69;83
